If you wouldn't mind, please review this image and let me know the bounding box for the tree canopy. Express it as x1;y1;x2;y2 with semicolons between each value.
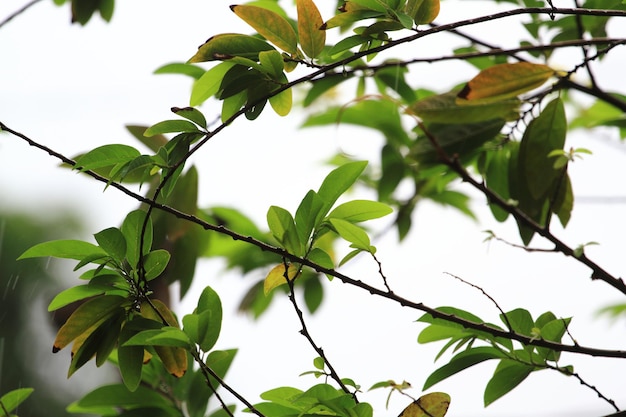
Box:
2;0;626;416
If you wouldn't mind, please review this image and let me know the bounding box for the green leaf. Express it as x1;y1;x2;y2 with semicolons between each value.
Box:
74;144;141;171
304;275;323;313
53;295;126;352
183;285;223;351
553;172;573;227
295;190;325;244
405;0;440;25
303;100;410;146
125;125;168;153
121;210;153;268
297;0;326;59
307;247;334;270
423;346;507;390
189;33;276;63
303;73;352;107
123;328;191;348
98;0;114;21
317;161;368;217
269;85;293;117
349;0;389;13
171;106;207;129
143;249;171;281
327;200;392;222
321;10;383;30
267;205;302;255
0;388;34;414
190;62;235;106
536;317;571;361
144;120;201;137
458;62;555;101
411;92;520;123
375;65;416;103
154;62;206;79
94;227;126;264
18;239;106;261
412;119;505;164
519;98;567;200
204;349;237;393
484;360;534;406
231;5;298;54
329;218;373;252
259;50;286;78
501;308;534;336
48;283;121;312
118;323;145;392
485;146;512;222
76;384;176;410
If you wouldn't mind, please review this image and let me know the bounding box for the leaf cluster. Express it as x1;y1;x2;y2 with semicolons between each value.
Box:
418;306;573;406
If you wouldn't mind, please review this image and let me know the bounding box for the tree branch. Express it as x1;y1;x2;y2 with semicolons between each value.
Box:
3;122;626;360
0;0;43;29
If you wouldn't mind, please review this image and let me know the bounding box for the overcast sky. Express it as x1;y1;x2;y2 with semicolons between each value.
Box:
2;1;626;416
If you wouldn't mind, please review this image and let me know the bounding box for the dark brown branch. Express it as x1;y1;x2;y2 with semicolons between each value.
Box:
284;261;355;398
417;122;626;295
190;349;265;417
3;122;626;360
0;0;43;29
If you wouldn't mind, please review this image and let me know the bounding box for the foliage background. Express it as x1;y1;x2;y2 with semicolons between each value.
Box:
2;1;626;416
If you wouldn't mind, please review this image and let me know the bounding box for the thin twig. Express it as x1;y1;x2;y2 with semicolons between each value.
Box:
444;272;513;332
372;253;392;293
484;231;559;253
190;349;265;417
573;0;599;88
0;0;43;29
283;259;356;399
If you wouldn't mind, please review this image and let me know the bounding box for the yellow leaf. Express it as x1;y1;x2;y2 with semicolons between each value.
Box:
189;33;275;63
297;0;326;59
231;5;298;54
406;0;440;25
457;62;555;102
264;263;298;295
399;392;451;417
53;295;126;353
140;299;188;378
140;299;179;327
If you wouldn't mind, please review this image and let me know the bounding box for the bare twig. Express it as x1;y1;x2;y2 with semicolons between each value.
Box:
444;272;513;331
283;259;356;398
190;349;265;417
484;231;559;253
0;0;43;29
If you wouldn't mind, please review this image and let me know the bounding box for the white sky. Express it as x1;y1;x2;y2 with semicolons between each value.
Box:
2;1;626;417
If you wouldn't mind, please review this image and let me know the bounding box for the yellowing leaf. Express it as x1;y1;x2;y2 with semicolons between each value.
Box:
140;299;179;327
189;33;275;63
297;0;326;59
406;0;440;25
140;299;187;378
264;263;298;295
399;392;451;417
53;295;126;353
269;88;293;116
231;5;298;54
458;62;555;101
411;92;520;124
